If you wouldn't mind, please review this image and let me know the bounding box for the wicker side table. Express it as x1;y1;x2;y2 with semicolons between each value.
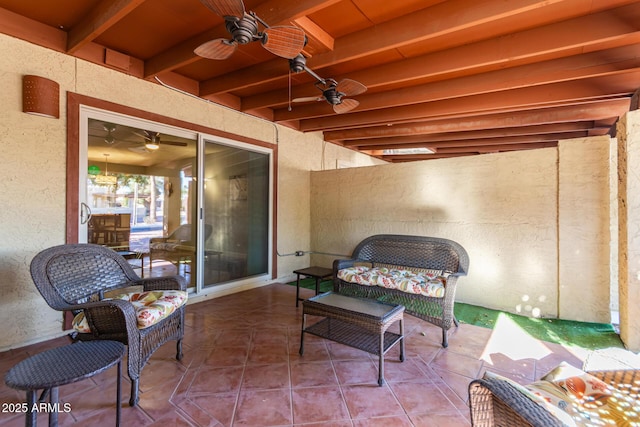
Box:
4;340;125;427
293;266;333;307
300;292;405;386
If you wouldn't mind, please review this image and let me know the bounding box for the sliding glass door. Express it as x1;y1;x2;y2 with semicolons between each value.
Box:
200;138;271;288
77;106;272;294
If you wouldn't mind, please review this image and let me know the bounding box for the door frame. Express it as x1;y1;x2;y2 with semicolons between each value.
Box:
66;92;280;280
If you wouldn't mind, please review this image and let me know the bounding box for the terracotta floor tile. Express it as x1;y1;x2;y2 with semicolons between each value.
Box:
241;363;290;390
341;384;405;418
289;360;338;388
234;388;292;426
333;359;379;386
292;386;350;424
352;415;415;427
0;283;593;427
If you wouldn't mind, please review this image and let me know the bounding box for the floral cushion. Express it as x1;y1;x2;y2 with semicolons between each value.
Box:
72;290;188;332
516;362;640;426
337;266;447;298
538;362;640;426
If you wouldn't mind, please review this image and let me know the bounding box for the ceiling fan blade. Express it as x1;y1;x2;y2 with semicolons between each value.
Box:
336;79;367;97
199;0;245;19
261;26;306;59
333;98;359;114
292;96;324;103
194;39;238;60
161;140;189;147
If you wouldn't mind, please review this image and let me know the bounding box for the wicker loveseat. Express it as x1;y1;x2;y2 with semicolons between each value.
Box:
30;244;187;406
468;368;640;426
333;234;469;347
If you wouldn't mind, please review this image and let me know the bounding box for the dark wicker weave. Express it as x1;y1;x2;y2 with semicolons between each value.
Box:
29;243;187;407
5;341;125;426
333;234;469;347
300;292;405;386
468;369;640;427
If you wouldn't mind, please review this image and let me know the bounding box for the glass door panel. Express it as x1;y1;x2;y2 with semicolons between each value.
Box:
85;117;197;287
202;140;270;286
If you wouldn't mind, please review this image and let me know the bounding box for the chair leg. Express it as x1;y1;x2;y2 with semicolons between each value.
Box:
176;339;183;361
129;378;139;407
442;328;448;348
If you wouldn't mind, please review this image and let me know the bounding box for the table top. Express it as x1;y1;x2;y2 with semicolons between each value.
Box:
294;266;333;278
305;292;404;320
5;341;125;391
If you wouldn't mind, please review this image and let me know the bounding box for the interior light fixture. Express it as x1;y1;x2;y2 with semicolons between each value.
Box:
22;75;59;118
95;154;117;185
145;134;160;150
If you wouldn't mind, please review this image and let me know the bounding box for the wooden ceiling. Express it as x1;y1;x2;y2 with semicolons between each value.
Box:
2;0;639;162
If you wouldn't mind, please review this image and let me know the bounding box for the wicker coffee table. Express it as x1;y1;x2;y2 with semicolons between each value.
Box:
4;340;125;427
300;292;405;386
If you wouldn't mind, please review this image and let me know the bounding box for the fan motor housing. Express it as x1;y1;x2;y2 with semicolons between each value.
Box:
226;15;258;44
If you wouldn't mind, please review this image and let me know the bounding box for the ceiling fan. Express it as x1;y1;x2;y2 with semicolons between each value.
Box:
195;0;306;60
289;54;367;114
133;130;188;151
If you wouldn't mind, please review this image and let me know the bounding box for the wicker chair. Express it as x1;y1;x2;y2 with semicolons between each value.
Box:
468;370;640;426
333;234;469;347
30;243;187;406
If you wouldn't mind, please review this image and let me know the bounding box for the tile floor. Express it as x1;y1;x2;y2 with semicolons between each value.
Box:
0;283;593;426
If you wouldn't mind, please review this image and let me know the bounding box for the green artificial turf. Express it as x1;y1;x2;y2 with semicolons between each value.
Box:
289;278;624;350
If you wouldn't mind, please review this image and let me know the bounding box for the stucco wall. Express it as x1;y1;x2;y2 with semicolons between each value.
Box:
310;143;613;322
0;34;384;350
617;109;640;351
558;136;612;323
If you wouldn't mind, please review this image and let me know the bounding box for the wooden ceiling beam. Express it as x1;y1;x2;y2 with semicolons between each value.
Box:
361;132;587;151
323;98;630;141
275;48;640;120
293;16;334;53
208;0;616;97
295;72;640;131
343;123;596;147
243;43;640;111
67;0;145;54
0;7;66;52
143;0;340;79
238;1;640;106
435;142;559;154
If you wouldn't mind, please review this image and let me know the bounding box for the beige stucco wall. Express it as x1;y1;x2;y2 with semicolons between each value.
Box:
617;109;640;351
310;142;613;322
558;136;612;323
0;34;384;351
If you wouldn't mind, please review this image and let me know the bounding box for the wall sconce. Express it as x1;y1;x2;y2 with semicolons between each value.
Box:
22;75;59;118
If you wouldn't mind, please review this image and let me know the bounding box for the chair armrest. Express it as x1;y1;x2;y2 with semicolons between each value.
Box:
136;275;187;292
468;378;565;427
77;299;139;337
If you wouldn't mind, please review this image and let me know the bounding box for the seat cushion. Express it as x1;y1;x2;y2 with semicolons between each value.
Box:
337;266;447;298
519;362;640;426
72;290;188;332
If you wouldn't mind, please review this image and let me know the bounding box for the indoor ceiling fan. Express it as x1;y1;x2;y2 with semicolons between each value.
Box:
195;0;306;60
133;130;188;151
289;54;367;114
